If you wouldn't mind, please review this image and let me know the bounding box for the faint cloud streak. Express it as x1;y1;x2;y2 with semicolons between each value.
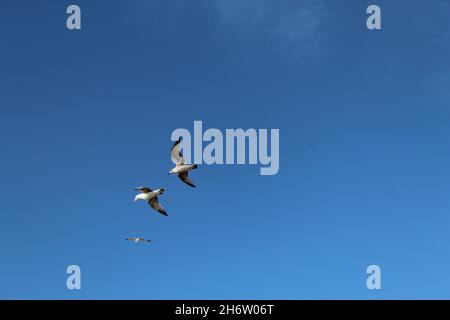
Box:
211;0;327;56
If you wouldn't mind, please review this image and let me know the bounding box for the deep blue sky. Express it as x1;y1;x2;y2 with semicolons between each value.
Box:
1;0;450;299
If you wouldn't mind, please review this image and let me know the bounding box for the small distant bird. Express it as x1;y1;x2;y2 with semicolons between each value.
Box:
169;138;198;188
126;237;151;243
134;187;168;216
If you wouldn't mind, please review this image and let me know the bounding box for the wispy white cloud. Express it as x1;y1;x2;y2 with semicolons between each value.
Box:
211;0;327;56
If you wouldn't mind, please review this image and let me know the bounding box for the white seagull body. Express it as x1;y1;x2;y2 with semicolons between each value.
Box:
126;237;151;243
134;187;168;216
169;138;198;188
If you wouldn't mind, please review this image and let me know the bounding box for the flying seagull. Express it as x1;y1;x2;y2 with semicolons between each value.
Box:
169;138;198;188
134;187;168;216
126;237;151;243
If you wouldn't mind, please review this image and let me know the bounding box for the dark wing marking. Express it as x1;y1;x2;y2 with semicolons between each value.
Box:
148;197;168;216
171;138;185;164
171;137;181;151
135;187;152;193
178;171;196;188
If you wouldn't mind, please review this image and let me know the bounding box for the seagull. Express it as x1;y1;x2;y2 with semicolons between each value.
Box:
134;187;168;216
169;138;198;188
126;237;151;243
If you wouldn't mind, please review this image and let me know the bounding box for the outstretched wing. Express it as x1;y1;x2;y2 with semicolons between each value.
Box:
171;138;185;165
148;197;168;216
178;171;196;188
135;187;152;193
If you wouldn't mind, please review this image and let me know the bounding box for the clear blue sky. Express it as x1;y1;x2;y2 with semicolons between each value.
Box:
1;0;450;299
